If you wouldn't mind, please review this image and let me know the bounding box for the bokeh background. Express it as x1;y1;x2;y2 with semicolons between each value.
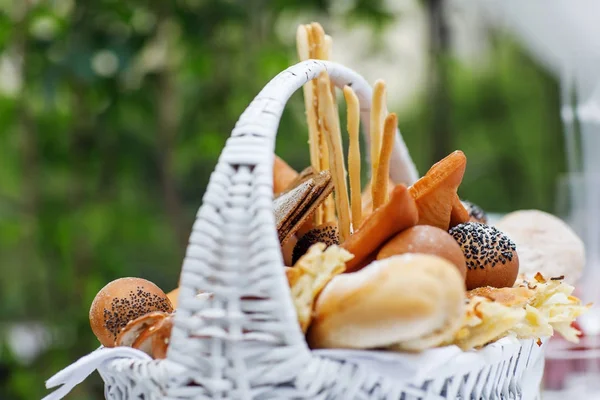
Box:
0;0;569;398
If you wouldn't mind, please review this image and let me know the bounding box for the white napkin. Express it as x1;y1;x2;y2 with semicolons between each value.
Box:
43;347;151;400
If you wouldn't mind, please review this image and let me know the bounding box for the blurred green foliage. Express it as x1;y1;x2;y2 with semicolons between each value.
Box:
0;1;563;399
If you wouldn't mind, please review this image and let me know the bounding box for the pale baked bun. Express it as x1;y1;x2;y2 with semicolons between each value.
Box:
89;277;173;347
376;225;466;280
495;209;585;285
307;254;465;350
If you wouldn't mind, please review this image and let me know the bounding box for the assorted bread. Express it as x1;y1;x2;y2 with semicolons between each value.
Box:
87;22;589;360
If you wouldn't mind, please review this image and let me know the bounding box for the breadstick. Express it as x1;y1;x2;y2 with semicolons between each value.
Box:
318;73;351;242
296;25;320;173
343;86;362;230
311;23;327;60
297;24;324;225
373;113;397;209
370;80;387;205
310;23;336;222
310;23;339;223
325;34;336;100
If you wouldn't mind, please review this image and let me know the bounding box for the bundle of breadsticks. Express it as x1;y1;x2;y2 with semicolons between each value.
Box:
276;22;590;352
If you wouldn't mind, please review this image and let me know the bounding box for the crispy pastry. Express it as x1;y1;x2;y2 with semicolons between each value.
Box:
451;275;589;350
342;184;419;272
361;178;396;216
274;170;334;244
408;150;470;230
285;243;353;332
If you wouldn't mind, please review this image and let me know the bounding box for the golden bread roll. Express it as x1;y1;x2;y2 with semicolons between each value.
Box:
89;278;173;347
307;254;465;350
449;222;519;290
376;225;466;280
495;209;585;285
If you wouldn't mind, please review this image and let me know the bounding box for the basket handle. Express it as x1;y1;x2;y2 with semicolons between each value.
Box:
167;60;418;393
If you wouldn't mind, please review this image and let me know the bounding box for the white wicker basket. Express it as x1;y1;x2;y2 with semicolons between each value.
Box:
44;60;546;400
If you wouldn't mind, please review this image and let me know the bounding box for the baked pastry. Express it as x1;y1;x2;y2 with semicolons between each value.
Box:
376;225;466;279
495;209;585;285
361;178;396;216
307;254;465;350
452;274;589;350
408;151;470;230
342;184;419;272
285;243;352;332
461;200;488;224
449;222;519;290
292;222;339;265
274;170;334;244
89;277;173;347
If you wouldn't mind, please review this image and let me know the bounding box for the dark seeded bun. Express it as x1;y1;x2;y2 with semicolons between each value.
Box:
292;222;339;265
89;277;173;347
449;222;519;290
376;225;466;280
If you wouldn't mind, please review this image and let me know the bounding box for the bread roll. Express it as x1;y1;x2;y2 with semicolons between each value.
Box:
307;254;465;350
376;225;466;279
89;278;173;347
495;210;585;285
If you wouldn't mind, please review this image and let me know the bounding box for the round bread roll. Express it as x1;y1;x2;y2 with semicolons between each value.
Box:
496;209;585;284
376;225;466;279
449;222;519;290
307;254;465;350
89;277;173;347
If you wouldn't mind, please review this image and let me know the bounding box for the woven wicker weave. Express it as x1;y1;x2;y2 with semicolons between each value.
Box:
45;60;545;400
